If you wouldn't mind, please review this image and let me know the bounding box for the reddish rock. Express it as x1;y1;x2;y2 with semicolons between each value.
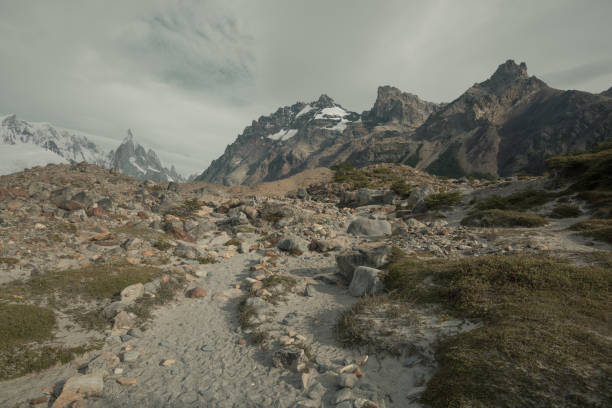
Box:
57;200;84;211
169;227;194;242
86;207;108;217
116;377;137;386
137;211;149;219
29;396;49;405
186;287;208;298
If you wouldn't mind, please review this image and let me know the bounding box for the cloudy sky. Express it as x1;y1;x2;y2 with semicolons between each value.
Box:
1;0;611;175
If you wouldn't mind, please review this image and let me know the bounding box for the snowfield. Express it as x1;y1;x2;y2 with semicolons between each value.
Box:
0;143;68;175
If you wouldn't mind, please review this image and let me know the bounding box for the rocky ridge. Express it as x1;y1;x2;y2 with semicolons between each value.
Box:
198;60;612;185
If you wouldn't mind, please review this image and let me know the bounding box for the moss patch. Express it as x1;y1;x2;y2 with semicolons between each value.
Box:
381;254;612;407
4;261;164;302
549;203;582;218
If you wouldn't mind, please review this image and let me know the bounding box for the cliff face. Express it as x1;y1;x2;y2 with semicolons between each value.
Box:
199;60;612;185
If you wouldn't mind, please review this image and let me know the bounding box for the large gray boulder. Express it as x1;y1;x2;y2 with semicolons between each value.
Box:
278;235;309;253
336;245;391;282
349;266;384;297
347;217;391;237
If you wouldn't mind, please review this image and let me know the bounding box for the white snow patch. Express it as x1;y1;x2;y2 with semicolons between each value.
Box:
295;105;313;118
328;120;348;133
148;166;160;173
314;106;348;120
267;129;298;141
0;143;68;175
129;157;146;174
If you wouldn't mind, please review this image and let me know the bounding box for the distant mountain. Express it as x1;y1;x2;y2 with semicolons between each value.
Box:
198;60;612;185
109;130;182;182
196;94;362;185
0;114;182;181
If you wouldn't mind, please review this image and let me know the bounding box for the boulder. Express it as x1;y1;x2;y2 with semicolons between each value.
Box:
86;352;120;375
336;246;391;282
61;374;104;397
174;242;204;259
120;283;144;303
347;218;391;237
349;267;384;297
272;346;308;371
278;235;309;253
186;287;208;298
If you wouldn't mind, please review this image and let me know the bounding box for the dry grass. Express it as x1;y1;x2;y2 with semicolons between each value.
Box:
425;191;463;211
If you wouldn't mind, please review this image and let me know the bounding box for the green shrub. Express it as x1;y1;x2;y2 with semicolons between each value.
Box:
474;189;557;212
425;191;463;211
549;203;582;218
461;209;548;227
571;219;612;244
164;198;202;218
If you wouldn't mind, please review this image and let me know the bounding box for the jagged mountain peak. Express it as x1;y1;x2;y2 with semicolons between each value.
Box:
601;86;612;98
363;86;440;128
476;59;546;94
110;130;181;182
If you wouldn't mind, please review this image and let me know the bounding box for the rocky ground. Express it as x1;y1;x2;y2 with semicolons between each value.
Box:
0;162;609;408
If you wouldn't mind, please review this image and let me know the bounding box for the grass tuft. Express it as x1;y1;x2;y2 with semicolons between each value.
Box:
571;219;612;244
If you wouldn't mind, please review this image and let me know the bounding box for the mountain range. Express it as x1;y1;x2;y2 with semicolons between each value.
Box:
197;60;612;185
0;114;182;181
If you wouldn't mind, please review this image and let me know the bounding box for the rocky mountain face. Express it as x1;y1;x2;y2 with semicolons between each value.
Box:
196;95;362;185
199;60;612;185
0;115;182;181
109;130;182;182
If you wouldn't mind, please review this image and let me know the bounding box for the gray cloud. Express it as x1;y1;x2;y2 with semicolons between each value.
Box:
1;0;611;175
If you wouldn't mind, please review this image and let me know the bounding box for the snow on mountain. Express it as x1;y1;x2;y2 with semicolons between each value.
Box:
0;143;68;175
0;114;183;181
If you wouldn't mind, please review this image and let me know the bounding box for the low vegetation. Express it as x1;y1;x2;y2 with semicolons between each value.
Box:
0;257;19;266
461;209;548;227
164;198;202;218
549;203;582;218
331;161;417;193
547;141;612;216
474;189;557;212
425;191;462;211
338;253;612;407
3;260;164;302
0;303;101;380
571;218;612;244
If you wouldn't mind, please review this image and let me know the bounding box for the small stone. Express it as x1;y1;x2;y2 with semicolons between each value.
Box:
116;377;137;386
238;339;247;345
186;287;208;298
120;283;144;303
301;371;312;390
354;367;364;378
122;350;140;362
335;388;353;403
114;368;123;375
200;345;215;352
61;374;104;397
356;355;369;366
29;396;49;405
86;352;119;375
338;373;358;388
307;382;326;400
161;359;176;367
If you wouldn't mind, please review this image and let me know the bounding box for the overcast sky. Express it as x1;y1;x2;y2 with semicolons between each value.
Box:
1;0;611;175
